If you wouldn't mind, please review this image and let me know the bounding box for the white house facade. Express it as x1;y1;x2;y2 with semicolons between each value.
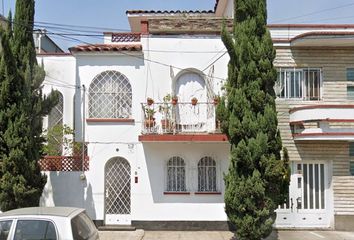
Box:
38;0;354;230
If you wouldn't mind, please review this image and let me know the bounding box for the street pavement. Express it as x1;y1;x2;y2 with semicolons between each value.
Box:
99;230;354;240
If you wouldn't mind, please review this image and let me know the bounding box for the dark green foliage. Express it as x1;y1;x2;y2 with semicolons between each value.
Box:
0;0;58;211
218;0;290;239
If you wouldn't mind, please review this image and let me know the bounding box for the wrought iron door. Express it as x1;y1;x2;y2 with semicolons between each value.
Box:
105;157;131;224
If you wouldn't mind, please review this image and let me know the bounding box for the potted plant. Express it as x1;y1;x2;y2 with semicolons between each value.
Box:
159;94;173;131
171;95;178;105
147;97;154;106
144;108;156;128
191;97;198;106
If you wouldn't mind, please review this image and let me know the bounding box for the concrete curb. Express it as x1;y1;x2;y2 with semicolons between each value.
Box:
99;229;145;240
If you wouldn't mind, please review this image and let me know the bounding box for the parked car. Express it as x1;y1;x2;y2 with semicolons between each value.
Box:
0;207;99;240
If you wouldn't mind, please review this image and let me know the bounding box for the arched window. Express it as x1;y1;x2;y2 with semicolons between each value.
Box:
166;156;186;192
48;91;63;129
47;91;64;155
89;70;132;118
198;156;217;192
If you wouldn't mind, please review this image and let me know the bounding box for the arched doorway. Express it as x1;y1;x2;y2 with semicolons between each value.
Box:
175;72;211;132
104;157;131;225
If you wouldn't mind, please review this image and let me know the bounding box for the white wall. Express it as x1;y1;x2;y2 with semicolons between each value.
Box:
133;143;230;221
39;55;76;130
40;35;232;222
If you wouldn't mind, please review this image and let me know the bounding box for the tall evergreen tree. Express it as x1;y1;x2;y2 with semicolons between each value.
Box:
0;0;58;211
218;0;290;239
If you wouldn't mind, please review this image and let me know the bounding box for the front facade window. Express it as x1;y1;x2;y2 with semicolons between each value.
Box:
166;156;186;192
198;156;217;192
48;91;63;129
89;70;132;119
276;68;322;100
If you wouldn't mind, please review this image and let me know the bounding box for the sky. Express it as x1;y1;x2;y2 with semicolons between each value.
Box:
3;0;354;51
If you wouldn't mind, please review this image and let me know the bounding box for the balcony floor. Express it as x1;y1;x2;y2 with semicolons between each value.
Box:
138;134;228;142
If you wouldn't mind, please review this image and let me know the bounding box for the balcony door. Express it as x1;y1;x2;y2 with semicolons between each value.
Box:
275;161;331;228
175;72;208;132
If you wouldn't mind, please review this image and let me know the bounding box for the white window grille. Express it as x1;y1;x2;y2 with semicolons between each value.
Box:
276;68;322;100
48;92;63;129
198;156;217;192
89;70;132;118
47;92;64;155
166;156;186;192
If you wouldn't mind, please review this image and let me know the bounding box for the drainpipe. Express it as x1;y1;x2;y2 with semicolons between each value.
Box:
80;84;86;180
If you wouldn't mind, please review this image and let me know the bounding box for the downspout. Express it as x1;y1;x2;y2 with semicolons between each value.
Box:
80;84;86;180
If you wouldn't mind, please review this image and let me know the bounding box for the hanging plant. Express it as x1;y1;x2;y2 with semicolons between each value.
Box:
213;95;220;106
147;97;154;106
191;97;198;106
171;95;178;105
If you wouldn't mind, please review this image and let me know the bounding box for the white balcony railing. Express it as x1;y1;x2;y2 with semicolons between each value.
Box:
141;102;219;134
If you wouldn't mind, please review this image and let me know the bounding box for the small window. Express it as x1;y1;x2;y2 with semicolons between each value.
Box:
14;220;57;240
71;212;98;240
198;156;217;192
0;220;13;240
276;68;321;100
347;86;354;100
166;156;186;192
350;143;354;176
347;68;354;81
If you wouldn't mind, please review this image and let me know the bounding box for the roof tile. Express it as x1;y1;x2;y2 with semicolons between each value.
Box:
69;44;142;53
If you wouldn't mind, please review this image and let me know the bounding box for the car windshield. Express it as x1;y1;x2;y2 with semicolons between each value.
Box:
71;212;98;240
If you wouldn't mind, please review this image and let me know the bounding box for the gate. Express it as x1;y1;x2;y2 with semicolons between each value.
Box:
104;157;131;225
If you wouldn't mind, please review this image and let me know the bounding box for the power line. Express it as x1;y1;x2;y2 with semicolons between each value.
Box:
52;33;229;81
34;20;130;32
272;2;354;23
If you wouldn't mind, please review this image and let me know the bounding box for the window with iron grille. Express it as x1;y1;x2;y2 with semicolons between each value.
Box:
89;70;132;118
276;68;322;100
198;156;217;192
48;91;63;129
47;92;64;155
166;156;186;192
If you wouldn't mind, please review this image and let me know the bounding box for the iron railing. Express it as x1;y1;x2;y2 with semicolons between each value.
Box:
141;102;219;134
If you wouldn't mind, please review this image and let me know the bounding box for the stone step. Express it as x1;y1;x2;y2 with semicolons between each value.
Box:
98;225;136;231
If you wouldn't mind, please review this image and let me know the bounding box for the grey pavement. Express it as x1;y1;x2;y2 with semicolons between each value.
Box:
99;230;354;240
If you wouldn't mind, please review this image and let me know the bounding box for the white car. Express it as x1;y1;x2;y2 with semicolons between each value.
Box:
0;207;99;240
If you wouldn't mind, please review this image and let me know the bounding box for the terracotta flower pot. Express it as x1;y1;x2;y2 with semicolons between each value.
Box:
147;98;154;106
191;98;198;106
171;98;178;105
144;118;155;128
161;119;171;130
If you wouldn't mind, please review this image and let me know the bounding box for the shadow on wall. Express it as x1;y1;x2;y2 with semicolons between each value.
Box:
40;171;96;219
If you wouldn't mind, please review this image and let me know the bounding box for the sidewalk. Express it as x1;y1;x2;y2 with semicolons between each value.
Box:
99;230;354;240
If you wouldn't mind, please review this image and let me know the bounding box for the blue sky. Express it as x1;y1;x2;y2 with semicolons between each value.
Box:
3;0;354;51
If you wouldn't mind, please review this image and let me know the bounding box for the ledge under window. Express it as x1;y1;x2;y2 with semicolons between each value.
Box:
86;118;135;123
195;192;222;195
163;192;191;195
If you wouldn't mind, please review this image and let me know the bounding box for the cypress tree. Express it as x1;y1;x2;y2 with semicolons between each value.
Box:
0;0;58;211
218;0;290;239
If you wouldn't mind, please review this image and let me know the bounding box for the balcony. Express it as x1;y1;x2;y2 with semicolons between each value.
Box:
139;101;227;142
289;104;354;141
39;156;89;171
